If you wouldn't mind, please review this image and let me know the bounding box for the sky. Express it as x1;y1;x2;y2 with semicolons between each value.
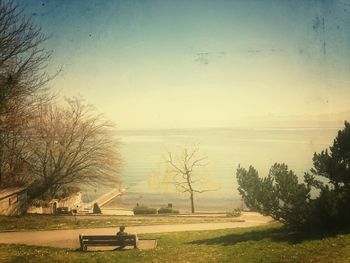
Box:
20;0;350;129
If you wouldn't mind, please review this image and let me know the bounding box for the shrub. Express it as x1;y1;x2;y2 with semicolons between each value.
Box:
158;207;179;214
305;187;350;231
133;206;157;215
226;209;241;217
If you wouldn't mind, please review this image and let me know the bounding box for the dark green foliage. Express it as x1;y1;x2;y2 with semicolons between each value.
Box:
236;121;350;231
311;121;350;188
236;165;261;210
306;186;350;231
133;206;157;215
305;121;350;230
158;207;179;214
237;163;309;229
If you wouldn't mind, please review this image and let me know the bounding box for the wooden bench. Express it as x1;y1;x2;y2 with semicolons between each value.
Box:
79;234;138;251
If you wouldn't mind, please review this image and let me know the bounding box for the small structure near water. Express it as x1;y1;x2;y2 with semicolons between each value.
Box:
27;191;84;215
0;187;124;216
51;191;84;214
0;187;27;216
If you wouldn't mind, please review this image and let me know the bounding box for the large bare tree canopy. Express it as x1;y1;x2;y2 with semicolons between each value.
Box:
27;98;122;200
0;0;52;188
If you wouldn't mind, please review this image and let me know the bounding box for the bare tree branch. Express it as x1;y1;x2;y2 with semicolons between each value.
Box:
26;98;122;201
163;146;215;213
0;0;55;188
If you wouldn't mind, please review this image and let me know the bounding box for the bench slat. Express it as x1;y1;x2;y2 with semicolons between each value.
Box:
80;235;136;240
82;240;134;245
81;236;124;240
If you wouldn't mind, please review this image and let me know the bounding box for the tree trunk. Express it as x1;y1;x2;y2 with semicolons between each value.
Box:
190;191;195;213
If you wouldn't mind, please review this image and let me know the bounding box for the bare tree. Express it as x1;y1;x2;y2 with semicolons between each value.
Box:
0;107;31;187
165;147;215;213
0;0;53;186
27;98;122;201
0;1;51;103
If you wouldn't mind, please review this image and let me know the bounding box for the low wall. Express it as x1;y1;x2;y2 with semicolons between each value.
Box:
27;206;53;214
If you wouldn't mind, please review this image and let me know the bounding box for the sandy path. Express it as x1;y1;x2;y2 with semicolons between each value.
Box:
0;212;272;249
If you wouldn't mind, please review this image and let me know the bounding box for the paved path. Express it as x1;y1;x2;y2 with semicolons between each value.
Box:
0;213;272;249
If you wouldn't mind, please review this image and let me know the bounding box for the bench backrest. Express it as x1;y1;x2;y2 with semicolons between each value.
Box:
81;235;120;240
80;234;136;243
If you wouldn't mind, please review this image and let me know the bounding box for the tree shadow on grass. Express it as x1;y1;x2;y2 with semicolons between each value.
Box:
189;225;350;246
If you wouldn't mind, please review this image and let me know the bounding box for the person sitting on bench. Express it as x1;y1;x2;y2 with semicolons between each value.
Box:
117;226;128;237
116;226;138;249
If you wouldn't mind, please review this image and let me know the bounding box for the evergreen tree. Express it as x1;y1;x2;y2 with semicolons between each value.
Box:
236;121;350;230
311;121;350;189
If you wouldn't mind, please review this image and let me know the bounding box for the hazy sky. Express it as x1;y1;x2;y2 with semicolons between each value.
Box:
21;0;350;129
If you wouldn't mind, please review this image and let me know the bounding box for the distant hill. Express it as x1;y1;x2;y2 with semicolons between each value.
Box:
234;111;350;129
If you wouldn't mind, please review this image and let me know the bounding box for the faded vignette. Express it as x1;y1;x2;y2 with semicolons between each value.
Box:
0;0;350;262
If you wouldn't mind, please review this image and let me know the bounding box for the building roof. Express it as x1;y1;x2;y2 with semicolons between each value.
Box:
0;187;27;201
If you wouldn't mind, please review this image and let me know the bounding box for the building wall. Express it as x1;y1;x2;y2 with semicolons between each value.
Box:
27;206;53;214
27;192;83;214
0;192;27;216
57;192;83;211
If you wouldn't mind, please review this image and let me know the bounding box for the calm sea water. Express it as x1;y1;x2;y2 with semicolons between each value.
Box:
88;127;339;213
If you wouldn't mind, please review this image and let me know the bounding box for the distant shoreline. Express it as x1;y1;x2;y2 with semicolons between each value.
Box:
101;191;242;213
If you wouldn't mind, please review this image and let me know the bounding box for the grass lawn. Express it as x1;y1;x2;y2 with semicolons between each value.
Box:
1;223;350;263
0;214;242;232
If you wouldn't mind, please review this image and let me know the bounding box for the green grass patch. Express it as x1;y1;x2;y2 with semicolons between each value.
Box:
0;214;241;232
1;224;350;262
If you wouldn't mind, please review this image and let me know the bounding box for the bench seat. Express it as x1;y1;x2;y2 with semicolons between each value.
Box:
79;234;137;251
